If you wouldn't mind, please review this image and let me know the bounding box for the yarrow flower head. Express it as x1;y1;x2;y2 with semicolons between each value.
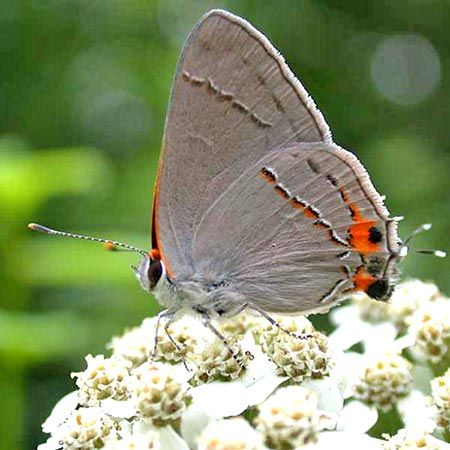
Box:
255;385;319;449
382;428;444;450
154;316;202;365
430;368;450;433
255;315;333;383
353;352;413;412
111;428;161;450
71;354;132;406
389;280;441;330
39;278;450;450
351;292;390;323
406;298;450;364
191;336;249;385
132;361;191;427
197;417;264;450
108;318;156;368
40;407;118;450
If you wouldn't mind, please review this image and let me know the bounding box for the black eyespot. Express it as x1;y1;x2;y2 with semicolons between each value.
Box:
369;226;383;243
147;259;163;289
367;279;390;300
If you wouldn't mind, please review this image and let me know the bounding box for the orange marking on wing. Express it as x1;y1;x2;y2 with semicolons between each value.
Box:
151;144;175;279
289;198;306;210
339;188;381;254
304;206;320;220
352;266;377;293
274;185;290;199
259;168;277;184
349;221;380;254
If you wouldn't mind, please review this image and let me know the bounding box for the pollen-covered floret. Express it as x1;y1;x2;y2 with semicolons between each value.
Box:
406;298;450;364
255;385;319;449
72;354;132;406
191;336;249;385
351;292;390;322
255;316;333;382
108;318;156;367
353;353;412;412
153;316;202;365
197;417;264;450
390;280;441;330
430;368;450;433
57;407;117;450
132;362;191;427
382;428;442;450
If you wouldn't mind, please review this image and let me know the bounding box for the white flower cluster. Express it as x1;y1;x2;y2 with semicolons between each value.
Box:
430;368;450;433
39;279;450;450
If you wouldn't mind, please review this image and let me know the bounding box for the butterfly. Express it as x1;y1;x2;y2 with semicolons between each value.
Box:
32;10;442;351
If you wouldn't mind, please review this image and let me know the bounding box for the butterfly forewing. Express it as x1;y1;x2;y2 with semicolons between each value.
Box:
154;10;332;279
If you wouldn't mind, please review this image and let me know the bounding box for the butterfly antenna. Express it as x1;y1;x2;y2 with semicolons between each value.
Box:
403;223;432;247
28;223;148;257
415;249;447;258
397;223;446;259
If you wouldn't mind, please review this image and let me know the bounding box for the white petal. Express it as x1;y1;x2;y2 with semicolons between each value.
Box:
101;399;136;419
37;435;63;450
180;408;215;449
181;381;252;447
363;322;397;355
169;362;196;383
392;333;416;352
330;304;360;327
132;419;155;435
332;352;365;399
336;400;378;433
313;431;381;449
188;382;249;418
397;390;435;432
42;390;79;434
328;316;367;352
159;426;190;450
302;377;344;418
240;337;287;406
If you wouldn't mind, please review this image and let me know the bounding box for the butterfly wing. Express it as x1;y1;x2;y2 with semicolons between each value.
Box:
153;10;331;279
192;142;400;313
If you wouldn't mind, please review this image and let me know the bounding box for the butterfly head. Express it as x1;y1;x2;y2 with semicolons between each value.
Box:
134;250;165;293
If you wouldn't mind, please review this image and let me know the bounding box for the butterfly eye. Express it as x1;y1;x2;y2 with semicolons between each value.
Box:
147;259;163;290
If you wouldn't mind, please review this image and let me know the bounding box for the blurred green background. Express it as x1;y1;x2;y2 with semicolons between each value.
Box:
0;0;449;448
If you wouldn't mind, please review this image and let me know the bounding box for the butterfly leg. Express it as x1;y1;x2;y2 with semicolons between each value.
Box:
246;302;312;340
150;309;174;361
201;312;247;370
163;317;192;372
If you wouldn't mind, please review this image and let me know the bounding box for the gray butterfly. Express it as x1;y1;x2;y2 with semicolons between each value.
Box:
30;10;412;352
135;10;405;334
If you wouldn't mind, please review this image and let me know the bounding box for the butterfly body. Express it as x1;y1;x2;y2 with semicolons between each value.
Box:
134;9;404;316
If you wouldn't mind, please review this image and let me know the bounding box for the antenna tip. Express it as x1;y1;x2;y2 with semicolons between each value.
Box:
28;223;52;233
435;250;447;258
423;223;432;231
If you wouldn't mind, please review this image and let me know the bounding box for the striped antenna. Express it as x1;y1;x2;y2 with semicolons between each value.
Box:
397;223;446;259
28;223;148;257
416;249;446;258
